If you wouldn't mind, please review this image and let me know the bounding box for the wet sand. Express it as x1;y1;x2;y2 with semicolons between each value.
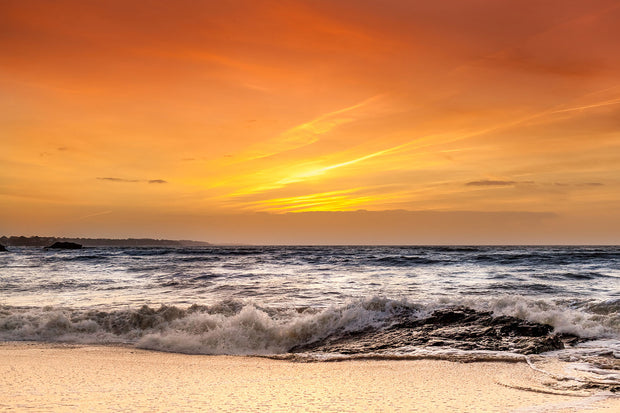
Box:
1;342;618;412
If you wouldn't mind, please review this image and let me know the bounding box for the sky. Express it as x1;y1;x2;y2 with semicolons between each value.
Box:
1;0;619;244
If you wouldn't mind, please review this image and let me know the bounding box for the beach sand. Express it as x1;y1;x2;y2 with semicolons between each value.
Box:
1;343;618;412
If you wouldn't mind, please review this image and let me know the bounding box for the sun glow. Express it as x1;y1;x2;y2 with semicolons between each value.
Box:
1;0;619;242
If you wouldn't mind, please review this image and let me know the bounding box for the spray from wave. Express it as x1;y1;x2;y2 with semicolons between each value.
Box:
1;296;618;357
0;298;408;353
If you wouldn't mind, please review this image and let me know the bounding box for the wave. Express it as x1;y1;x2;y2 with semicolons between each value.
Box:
369;256;440;266
0;298;399;353
178;256;222;263
56;255;109;262
488;282;564;294
1;296;618;356
471;249;620;265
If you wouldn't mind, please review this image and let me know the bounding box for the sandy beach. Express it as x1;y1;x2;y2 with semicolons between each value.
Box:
0;342;617;412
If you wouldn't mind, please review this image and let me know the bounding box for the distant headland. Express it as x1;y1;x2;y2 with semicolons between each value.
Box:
0;236;210;248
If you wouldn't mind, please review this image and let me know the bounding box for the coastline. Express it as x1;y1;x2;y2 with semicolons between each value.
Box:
1;342;618;412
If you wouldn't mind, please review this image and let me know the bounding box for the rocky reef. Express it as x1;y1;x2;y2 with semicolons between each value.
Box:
291;307;579;355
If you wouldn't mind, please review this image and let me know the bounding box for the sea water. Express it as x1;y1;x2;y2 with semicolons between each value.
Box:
1;245;618;389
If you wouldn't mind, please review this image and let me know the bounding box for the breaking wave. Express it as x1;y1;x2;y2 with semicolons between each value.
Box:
1;296;618;356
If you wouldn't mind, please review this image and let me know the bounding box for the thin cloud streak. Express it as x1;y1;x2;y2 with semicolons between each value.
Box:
466;180;516;187
97;177;168;184
97;177;140;183
549;97;620;114
230;94;386;163
73;210;113;221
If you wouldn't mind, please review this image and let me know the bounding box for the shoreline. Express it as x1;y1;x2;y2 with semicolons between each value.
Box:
1;342;618;412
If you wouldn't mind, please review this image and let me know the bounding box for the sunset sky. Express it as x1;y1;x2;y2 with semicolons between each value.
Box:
1;0;619;244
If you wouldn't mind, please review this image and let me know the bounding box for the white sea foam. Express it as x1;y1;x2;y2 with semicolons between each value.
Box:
137;298;411;354
0;297;412;353
459;295;620;338
1;296;618;356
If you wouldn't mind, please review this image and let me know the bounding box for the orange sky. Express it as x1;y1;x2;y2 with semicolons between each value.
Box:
1;0;619;244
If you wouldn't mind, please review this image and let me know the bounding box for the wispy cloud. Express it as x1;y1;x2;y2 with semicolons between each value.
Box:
549;97;620;114
231;95;385;163
226;133;457;198
222;87;618;204
97;177;140;183
73;210;113;221
466;180;516;186
243;188;370;212
238;187;413;213
97;177;167;184
553;182;604;187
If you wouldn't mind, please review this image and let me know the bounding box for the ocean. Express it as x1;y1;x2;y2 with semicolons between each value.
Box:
1;245;618;389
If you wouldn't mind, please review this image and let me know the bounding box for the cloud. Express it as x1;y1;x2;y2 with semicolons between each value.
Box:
467;180;604;190
229;139;417;198
466;180;516;186
553;182;604;187
97;177;140;183
73;210;113;221
231;95;385;163
97;177;167;184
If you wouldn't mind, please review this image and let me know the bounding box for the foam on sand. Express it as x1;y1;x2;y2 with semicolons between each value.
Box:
0;342;618;412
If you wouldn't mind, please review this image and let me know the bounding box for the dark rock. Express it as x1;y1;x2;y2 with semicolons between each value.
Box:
290;306;567;355
47;241;82;250
0;244;7;252
498;320;553;337
519;335;564;354
425;308;471;324
557;333;587;346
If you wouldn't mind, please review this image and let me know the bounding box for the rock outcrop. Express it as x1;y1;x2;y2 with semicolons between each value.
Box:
291;307;575;355
47;241;82;250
